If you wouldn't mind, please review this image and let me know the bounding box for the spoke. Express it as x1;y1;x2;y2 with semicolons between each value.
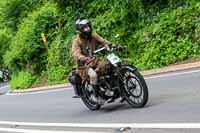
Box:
130;95;136;103
136;98;140;104
138;97;142;103
133;89;138;96
137;88;141;95
130;89;134;93
129;91;143;104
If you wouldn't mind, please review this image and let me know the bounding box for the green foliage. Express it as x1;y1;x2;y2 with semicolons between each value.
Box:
47;65;66;82
47;34;68;82
130;3;200;70
0;0;43;30
92;0;142;43
0;29;12;65
10;71;36;89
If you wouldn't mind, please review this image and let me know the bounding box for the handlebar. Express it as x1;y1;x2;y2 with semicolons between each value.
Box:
93;44;126;55
84;44;126;66
93;46;106;54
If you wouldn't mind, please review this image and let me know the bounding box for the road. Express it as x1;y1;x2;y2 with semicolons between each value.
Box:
0;69;200;132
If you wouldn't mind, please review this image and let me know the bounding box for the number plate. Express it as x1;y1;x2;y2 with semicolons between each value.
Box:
107;53;121;65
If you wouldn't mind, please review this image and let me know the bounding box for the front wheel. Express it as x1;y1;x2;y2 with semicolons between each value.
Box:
121;66;148;108
81;81;101;110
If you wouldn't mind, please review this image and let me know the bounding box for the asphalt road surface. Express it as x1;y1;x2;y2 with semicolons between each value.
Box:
0;69;200;133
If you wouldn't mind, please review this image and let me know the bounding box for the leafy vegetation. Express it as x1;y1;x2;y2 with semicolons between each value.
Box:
0;0;200;89
10;71;36;89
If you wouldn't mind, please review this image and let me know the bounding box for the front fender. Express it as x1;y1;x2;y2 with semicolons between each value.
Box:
121;65;137;72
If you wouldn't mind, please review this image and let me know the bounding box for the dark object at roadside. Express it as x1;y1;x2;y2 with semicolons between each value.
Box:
1;68;11;82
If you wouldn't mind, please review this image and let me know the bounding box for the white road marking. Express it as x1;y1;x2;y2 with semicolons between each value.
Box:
0;128;106;133
145;69;200;79
1;121;200;129
6;87;71;96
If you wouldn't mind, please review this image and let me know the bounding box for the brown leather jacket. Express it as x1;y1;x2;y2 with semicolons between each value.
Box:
72;33;111;66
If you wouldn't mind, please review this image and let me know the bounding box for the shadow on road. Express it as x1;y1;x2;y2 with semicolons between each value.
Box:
100;103;151;113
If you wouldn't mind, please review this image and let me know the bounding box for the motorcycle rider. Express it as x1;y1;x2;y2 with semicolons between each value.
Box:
71;18;113;103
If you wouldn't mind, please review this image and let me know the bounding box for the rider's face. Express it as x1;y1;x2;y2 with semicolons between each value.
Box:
83;25;91;32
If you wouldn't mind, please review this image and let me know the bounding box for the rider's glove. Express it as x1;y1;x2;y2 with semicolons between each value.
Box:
85;57;93;64
80;57;93;65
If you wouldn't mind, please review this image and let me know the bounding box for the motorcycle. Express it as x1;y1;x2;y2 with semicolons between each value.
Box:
69;45;149;110
2;68;10;82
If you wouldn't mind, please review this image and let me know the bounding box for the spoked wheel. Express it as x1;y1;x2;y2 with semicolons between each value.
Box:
122;67;148;108
81;81;101;110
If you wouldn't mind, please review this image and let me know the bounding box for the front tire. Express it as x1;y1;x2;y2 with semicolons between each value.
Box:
121;66;148;108
81;81;101;110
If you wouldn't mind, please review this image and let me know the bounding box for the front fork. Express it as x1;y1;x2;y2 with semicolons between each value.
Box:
115;65;137;98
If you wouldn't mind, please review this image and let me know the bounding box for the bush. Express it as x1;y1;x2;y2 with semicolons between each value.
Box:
0;28;12;65
11;71;36;89
0;0;43;30
129;2;200;70
47;65;66;82
47;33;73;82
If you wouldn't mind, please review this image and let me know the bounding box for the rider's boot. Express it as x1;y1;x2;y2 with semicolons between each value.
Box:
72;85;84;98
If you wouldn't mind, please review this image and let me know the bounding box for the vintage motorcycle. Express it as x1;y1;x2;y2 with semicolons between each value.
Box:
69;45;148;110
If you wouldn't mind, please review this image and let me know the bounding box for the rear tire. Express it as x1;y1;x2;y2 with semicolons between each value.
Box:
122;66;148;108
81;81;101;110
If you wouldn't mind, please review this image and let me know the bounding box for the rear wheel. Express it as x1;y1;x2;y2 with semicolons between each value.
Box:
81;81;101;110
122;67;148;108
